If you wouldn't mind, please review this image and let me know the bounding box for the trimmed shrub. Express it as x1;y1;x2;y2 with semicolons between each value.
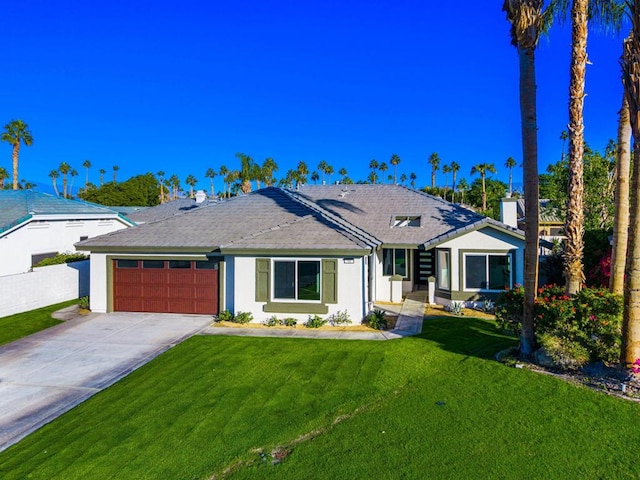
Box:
216;310;234;322
234;311;253;324
282;317;297;327
495;285;524;336
35;252;88;267
305;315;326;328
265;316;282;327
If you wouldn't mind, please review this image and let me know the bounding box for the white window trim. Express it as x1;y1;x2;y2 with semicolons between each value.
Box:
436;249;450;291
271;258;322;303
462;252;512;292
382;248;409;279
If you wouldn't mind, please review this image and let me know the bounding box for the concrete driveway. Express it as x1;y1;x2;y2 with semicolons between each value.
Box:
0;311;212;452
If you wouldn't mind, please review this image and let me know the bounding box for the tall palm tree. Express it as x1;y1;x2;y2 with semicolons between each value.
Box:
504;0;550;357
410;172;417;189
69;169;78;197
338;167;348;183
325;164;334;184
317;160;328;184
400;173;407;185
457;177;469;204
611;47;632;295
505;156;517;195
442;164;452;200
251;163;263;190
82;159;92;188
0;166;9;189
379;162;389;184
49;170;60;196
99;168;106;186
311;171;320;184
369;159;379;184
185;174;197;198
297;161;309;186
390;154;401;184
113;165;119;184
621;16;640;367
1;119;33;190
157;171;166;203
556;0;624;295
428;152;440;188
560;130;569;161
235;153;255;193
59;162;71;198
367;171;378;185
262;158;278;186
169;174;180;200
204;168;216;197
470;163;497;212
450;161;460;202
219;165;229;197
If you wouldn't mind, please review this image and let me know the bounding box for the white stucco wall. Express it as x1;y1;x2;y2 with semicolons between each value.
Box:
231;255;367;324
373;249;415;302
436;227;524;300
0;216;130;277
89;253;109;313
0;260;89;317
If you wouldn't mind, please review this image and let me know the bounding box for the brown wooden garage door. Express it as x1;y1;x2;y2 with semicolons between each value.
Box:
113;259;219;315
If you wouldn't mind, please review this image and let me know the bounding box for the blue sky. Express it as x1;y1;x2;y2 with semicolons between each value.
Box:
1;1;629;194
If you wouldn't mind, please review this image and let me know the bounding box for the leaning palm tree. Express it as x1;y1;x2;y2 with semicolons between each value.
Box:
204;168;216;197
59;162;71;198
428;152;440;188
1;119;33;190
505;156;517;195
504;0;550;357
82;159;92;188
611;40;633;295
621;15;640;367
470;163;497;212
0;166;9;189
390;154;401;184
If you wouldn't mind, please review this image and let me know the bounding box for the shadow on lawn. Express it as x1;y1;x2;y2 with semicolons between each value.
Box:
416;316;518;361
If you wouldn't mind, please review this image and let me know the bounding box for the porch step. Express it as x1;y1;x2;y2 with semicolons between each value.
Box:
393;291;427;334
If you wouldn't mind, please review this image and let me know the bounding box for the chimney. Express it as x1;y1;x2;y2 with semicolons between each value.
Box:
500;197;518;228
195;190;206;204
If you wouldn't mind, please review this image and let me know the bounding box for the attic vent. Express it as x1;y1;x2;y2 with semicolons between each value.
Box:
393;216;421;228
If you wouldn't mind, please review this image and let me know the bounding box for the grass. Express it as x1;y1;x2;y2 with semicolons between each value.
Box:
1;317;640;479
0;300;77;347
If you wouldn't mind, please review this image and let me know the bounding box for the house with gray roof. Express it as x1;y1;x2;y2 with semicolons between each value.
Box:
0;190;135;276
77;185;524;323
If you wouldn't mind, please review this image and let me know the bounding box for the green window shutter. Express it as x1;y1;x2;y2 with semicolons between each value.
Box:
322;259;338;304
255;259;271;302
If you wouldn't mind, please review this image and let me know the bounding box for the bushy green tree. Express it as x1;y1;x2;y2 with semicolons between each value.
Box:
79;173;161;206
466;178;507;220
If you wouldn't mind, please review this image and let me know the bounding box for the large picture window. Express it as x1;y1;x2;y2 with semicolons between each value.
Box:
464;253;511;291
382;249;408;277
273;260;321;301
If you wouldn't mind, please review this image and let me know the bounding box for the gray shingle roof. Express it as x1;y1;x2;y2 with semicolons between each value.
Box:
77;185;523;253
0;190;131;235
77;187;376;252
125;198;216;224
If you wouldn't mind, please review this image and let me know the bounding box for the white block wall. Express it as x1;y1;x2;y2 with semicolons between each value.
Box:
0;260;89;318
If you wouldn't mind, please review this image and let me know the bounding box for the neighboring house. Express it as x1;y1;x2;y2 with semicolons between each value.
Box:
125;192;215;225
0;190;135;276
516;198;565;254
77;185;524;323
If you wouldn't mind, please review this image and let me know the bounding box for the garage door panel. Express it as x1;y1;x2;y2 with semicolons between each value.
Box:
113;260;218;315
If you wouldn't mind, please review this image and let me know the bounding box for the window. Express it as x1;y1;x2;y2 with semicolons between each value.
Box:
436;250;450;290
143;260;165;269
273;260;320;301
464;254;511;291
393;216;421;227
196;259;219;270
117;259;138;268
382;249;408;277
79;236;89;241
169;260;191;269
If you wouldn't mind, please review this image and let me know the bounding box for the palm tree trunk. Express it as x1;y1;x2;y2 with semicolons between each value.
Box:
519;44;540;358
12;143;19;190
52;178;59;196
611;92;632;294
564;0;588;295
63;176;68;198
481;174;487;211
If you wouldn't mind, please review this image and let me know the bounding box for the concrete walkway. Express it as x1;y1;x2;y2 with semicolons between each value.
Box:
0;311;211;453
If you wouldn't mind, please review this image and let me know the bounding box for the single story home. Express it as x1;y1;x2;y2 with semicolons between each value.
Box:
77;185;524;323
0;190;135;276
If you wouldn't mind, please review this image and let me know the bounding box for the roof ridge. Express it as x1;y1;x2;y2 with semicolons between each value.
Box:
282;188;381;248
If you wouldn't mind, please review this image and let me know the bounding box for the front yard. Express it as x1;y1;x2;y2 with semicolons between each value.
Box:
0;300;76;347
1;316;640;479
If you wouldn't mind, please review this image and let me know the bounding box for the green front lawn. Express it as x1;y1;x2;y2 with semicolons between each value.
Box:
2;317;640;479
0;300;77;346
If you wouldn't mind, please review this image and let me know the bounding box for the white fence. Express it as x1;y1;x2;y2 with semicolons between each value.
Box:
0;260;89;318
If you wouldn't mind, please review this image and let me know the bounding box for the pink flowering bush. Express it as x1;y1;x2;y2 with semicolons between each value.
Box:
495;285;622;366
